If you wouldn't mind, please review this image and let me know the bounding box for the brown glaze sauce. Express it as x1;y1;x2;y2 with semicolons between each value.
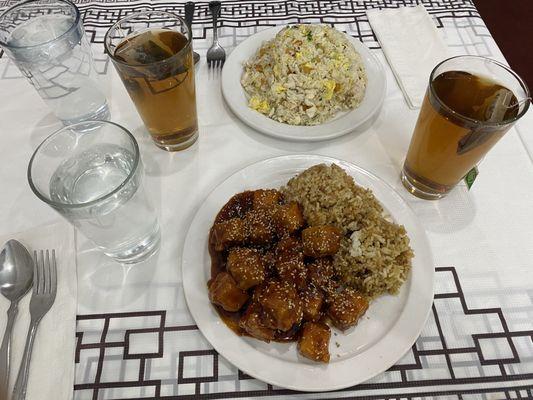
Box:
208;191;301;342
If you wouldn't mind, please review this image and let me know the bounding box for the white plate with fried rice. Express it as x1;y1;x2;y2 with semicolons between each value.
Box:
221;25;386;141
182;155;434;392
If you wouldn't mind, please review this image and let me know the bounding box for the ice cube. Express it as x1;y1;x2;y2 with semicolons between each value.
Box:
485;88;517;122
7;15;73;47
141;39;174;63
113;39;140;63
114;32;174;65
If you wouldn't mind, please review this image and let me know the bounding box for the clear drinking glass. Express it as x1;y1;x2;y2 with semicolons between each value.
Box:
0;0;109;125
28;121;160;264
401;56;530;199
104;11;198;151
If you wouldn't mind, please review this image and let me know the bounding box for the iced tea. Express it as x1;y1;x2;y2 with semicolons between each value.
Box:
106;13;198;151
401;57;530;199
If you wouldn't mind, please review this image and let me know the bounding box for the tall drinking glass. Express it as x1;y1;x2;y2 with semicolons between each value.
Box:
401;56;530;199
104;11;198;151
28;121;160;264
0;0;109;125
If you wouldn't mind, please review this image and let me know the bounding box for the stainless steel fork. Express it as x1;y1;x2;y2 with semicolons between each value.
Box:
12;250;57;400
207;1;226;69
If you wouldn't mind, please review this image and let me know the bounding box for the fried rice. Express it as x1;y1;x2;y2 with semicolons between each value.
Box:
241;24;367;126
282;164;413;298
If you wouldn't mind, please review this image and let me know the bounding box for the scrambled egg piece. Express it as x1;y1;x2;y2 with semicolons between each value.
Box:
249;96;270;113
331;52;349;70
273;83;286;94
302;62;314;74
323;80;336;100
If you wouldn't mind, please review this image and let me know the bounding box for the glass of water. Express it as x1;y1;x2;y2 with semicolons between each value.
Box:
0;0;109;125
28;121;160;264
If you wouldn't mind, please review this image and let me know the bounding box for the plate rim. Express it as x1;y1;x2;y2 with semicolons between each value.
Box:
221;26;387;142
182;154;435;392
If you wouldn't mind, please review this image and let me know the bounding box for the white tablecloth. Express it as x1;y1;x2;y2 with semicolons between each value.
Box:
0;0;532;398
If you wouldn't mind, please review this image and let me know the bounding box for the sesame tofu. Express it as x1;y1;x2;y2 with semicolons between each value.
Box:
253;189;282;210
227;248;266;290
275;235;303;259
256;281;303;331
327;289;369;331
308;258;335;290
274;202;305;235
239;302;276;342
298;322;331;363
262;250;277;273
275;236;307;289
302;225;341;257
208;272;249;312
244;210;276;245
301;287;325;322
211;218;248;251
276;257;307;290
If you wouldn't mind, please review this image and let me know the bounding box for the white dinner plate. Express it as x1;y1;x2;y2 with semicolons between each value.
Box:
182;155;434;392
221;26;387;142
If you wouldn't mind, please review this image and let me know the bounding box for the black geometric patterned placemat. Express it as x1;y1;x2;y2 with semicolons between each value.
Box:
73;0;481;47
73;267;533;399
0;0;484;60
0;0;497;84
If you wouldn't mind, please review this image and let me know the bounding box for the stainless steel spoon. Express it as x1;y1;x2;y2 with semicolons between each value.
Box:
0;240;34;398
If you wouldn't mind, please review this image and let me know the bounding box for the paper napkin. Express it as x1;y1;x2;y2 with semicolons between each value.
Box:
0;221;77;400
367;5;452;108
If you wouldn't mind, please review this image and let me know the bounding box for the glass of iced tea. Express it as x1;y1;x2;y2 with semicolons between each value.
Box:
105;11;198;151
401;56;530;199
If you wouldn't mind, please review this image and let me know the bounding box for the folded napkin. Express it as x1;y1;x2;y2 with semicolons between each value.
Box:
367;5;452;108
0;221;77;400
